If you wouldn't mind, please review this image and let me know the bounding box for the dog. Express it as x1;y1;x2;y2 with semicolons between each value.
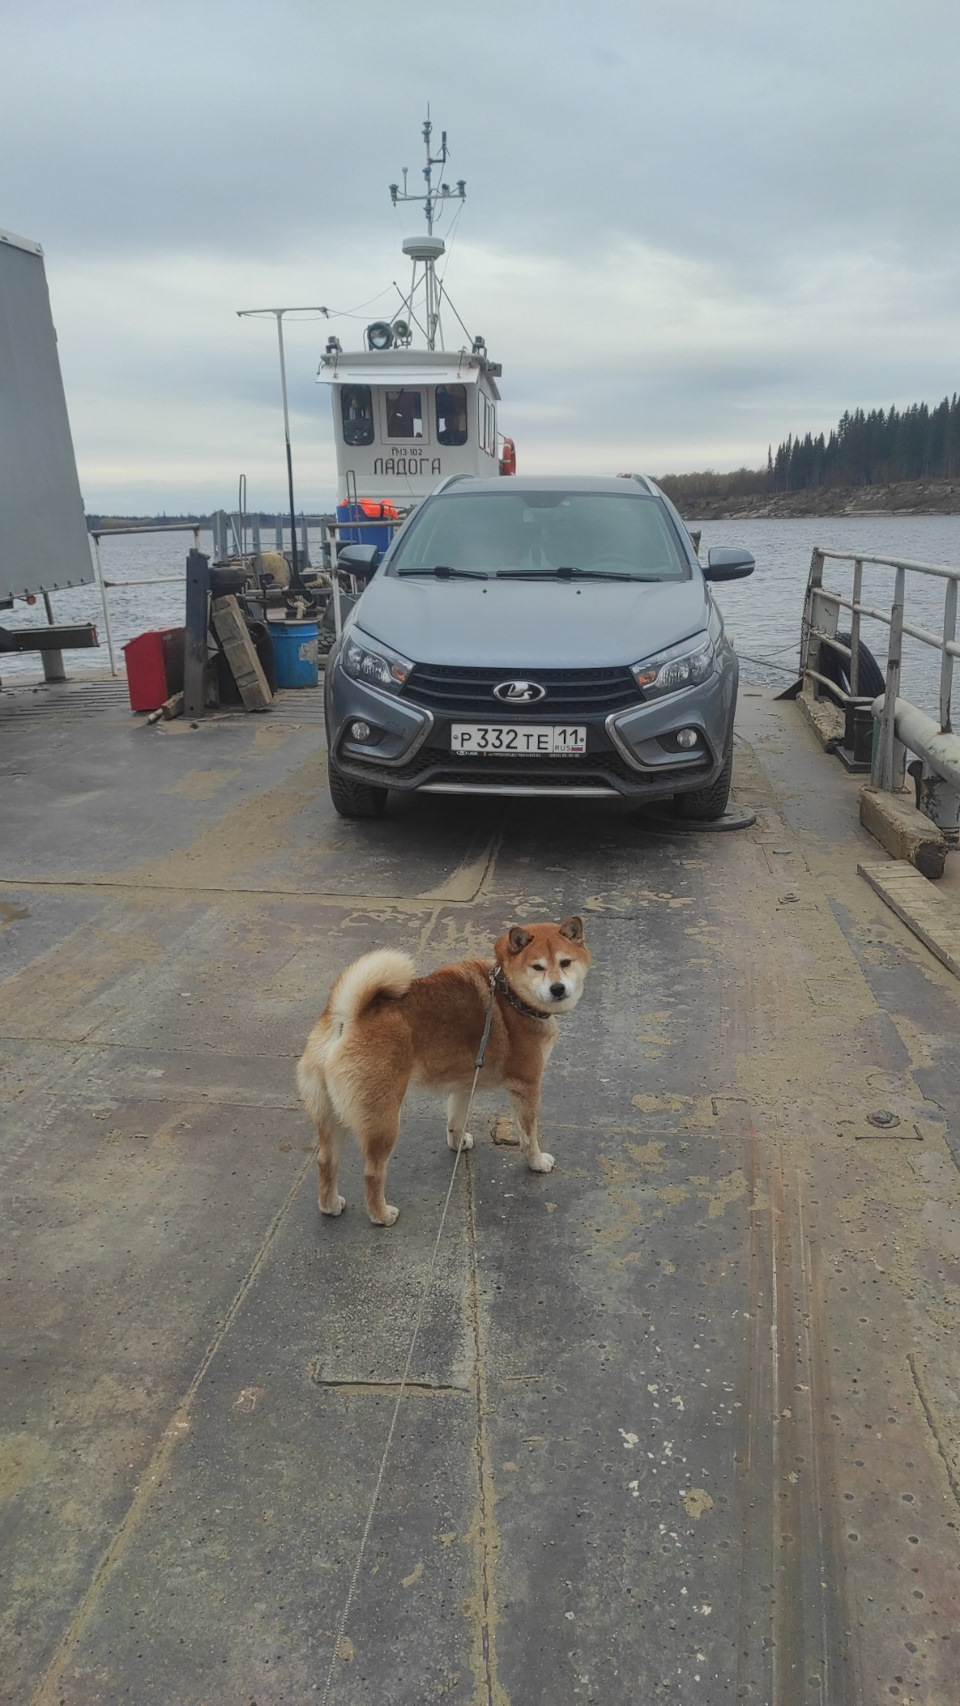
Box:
296;917;590;1226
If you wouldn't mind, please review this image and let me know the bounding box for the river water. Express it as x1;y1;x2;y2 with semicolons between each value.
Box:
3;515;959;716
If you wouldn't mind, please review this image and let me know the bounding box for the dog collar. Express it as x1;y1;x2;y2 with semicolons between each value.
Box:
491;963;553;1022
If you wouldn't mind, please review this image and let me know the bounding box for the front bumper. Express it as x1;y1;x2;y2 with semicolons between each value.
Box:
325;655;735;801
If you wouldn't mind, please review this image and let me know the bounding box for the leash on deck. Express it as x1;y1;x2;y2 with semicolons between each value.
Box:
319;969;498;1704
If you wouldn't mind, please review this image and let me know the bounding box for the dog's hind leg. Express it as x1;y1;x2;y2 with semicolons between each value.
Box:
445;1083;475;1152
508;1080;554;1173
316;1114;349;1216
298;1056;350;1217
356;1104;403;1226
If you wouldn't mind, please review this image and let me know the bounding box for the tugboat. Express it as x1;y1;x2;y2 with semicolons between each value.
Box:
317;115;514;536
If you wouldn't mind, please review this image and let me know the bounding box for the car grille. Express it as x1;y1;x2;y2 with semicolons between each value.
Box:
400;663;640;716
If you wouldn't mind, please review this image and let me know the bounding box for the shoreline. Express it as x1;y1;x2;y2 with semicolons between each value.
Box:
683;477;960;522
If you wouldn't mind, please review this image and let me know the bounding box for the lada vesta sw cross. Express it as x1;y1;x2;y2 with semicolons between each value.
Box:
323;473;754;820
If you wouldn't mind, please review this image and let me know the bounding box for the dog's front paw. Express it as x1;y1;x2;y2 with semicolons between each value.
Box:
527;1151;555;1173
371;1204;400;1226
320;1193;346;1216
447;1129;474;1151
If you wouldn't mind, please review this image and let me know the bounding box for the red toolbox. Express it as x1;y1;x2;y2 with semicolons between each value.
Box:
123;627;185;712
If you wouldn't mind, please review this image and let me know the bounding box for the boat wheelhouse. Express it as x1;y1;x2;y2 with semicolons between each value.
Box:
317;119;512;513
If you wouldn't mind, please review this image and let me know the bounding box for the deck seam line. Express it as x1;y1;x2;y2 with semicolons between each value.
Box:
907;1351;960;1513
0;876;487;905
465;1149;504;1706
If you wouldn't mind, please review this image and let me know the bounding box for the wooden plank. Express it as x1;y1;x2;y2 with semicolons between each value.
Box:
0;622;98;652
859;785;948;879
797;687;844;748
210;595;273;712
858;860;960;979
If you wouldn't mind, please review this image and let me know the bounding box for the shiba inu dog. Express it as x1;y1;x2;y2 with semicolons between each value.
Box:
296;917;590;1226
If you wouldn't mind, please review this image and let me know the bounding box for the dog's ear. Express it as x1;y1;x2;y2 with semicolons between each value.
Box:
559;915;584;942
508;926;533;954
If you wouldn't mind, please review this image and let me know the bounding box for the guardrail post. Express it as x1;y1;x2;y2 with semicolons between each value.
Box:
91;533;118;676
800;548;826;687
941;576;957;735
183;548;210;718
849;558;863;696
209;510;229;565
873;565;906;791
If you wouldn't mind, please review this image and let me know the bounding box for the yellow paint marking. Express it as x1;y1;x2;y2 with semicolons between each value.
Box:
681;1488;714;1519
624;1140;667;1170
658;1184;689;1205
166;768;241;802
698;1169;747;1218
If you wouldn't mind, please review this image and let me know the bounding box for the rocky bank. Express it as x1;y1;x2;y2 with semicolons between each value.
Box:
685;478;960;522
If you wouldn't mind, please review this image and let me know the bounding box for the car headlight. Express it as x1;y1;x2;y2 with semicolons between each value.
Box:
340;629;413;694
630;632;716;698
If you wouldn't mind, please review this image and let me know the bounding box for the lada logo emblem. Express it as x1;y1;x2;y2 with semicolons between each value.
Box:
493;680;546;702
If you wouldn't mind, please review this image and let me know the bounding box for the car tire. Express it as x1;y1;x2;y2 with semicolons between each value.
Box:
327;756;388;819
673;744;733;821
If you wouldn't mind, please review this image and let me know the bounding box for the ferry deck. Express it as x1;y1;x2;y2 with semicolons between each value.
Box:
2;675;960;1706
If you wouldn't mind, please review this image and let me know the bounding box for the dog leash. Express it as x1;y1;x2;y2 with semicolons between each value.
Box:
319;967;500;1704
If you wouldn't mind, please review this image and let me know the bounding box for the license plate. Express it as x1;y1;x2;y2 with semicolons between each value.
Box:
450;724;587;756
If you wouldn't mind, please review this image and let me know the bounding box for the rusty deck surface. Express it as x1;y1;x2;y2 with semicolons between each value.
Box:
2;678;959;1705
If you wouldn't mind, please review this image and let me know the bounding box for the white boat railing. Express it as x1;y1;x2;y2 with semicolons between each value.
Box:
90;522;201;676
801;546;960;844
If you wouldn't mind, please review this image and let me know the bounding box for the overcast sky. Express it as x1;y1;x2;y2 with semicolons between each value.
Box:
3;0;959;513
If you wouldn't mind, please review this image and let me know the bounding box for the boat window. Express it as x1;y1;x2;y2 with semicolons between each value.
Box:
385;389;424;440
341;385;374;447
436;384;468;447
478;392;497;455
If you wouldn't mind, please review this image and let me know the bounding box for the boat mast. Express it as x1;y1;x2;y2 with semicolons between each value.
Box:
389;116;465;351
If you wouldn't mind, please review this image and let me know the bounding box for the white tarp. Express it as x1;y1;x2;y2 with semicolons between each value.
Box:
0;227;92;600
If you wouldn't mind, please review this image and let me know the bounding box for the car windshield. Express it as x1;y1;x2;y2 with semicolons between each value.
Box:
388;491;690;580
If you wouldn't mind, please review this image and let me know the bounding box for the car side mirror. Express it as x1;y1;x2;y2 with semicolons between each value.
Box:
704;546;755;581
336;543;380;582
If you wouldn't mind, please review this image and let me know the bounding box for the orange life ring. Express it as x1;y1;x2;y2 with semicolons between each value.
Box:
499;437;517;477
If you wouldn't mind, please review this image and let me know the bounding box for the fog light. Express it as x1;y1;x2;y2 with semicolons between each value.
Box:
676;728;699;749
350;720;373;742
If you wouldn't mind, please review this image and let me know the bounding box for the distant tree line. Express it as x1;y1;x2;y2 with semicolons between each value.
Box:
657;393;960;502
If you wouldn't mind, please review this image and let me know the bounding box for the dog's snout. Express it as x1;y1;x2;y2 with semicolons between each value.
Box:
550;981;567;1000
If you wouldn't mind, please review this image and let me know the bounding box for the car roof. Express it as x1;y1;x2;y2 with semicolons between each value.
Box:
437;473;659;497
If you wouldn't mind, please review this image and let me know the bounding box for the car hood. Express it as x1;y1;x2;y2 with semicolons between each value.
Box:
350;574;713;668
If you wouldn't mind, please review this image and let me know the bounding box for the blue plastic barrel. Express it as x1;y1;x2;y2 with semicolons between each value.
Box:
268;620;319;688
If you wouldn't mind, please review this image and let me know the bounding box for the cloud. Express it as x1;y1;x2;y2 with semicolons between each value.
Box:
3;0;960;508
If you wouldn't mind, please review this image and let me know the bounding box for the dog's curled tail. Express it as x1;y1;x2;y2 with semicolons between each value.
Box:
328;949;415;1027
297;950;414;1127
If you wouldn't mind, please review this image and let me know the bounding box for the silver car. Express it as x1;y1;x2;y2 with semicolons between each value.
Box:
324;474;754;819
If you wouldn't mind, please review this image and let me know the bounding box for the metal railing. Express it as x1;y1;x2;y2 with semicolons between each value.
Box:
801;546;960;843
88;508;406;677
90;522;201;675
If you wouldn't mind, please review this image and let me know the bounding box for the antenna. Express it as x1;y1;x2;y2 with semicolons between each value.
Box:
388;116;465;350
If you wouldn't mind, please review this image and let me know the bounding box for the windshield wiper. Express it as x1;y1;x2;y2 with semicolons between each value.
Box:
397;564;488;579
495;566;639;582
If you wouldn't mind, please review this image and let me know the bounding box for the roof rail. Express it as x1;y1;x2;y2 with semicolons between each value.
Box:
616;472;657;495
433;473;477;493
